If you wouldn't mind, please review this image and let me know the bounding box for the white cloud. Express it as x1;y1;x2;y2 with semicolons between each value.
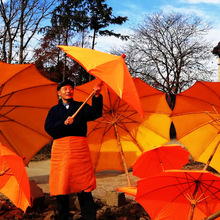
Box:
182;0;220;3
161;4;206;17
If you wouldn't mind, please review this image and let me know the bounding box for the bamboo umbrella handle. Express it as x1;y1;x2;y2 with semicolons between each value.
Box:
113;123;132;187
71;90;95;118
71;80;103;119
203;210;220;220
203;139;220;171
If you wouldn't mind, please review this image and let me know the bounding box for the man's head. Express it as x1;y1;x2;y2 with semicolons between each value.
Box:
57;80;75;103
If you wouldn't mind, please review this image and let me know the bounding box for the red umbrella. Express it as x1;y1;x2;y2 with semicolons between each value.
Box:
0;143;31;212
135;170;220;220
133;144;190;178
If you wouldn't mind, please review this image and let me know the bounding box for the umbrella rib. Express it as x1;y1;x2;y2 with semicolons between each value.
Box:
176;117;220;141
92;124;109;171
177;91;220;110
0;130;23;156
0;167;10;176
205;112;220;130
87;118;114;136
197;180;220;203
1;104;51;109
0;64;33;87
0;82;57;98
199;81;220;101
0;91;13;111
118;122;145;152
0;106;50;121
150;181;197;219
0;113;50;139
138;178;194;198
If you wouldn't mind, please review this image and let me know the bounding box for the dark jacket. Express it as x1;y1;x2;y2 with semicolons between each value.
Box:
44;95;103;139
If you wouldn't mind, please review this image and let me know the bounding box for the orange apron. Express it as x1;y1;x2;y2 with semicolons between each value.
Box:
49;136;96;196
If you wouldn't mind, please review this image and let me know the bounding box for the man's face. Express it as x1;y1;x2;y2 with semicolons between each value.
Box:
58;85;74;103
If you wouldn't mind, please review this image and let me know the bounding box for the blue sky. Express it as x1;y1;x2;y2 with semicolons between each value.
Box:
96;0;220;49
93;0;220;80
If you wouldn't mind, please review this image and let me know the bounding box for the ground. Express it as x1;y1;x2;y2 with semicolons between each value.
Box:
0;144;219;219
0;144;150;219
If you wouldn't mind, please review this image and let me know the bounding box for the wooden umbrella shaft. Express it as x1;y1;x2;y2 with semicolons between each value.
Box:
189;182;200;220
203;139;220;171
113;123;132;187
71;90;95;118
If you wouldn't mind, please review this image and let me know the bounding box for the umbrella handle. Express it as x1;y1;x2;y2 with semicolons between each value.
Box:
203;139;220;171
71;90;95;118
71;80;103;118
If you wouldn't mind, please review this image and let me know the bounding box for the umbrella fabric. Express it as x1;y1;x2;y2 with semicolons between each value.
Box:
171;81;220;173
132;144;190;178
0;61;57;165
117;186;137;196
74;78;171;174
58;45;144;117
135;170;220;220
0;143;31;212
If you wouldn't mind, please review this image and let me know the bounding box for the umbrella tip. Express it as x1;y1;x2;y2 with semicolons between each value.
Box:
121;54;126;59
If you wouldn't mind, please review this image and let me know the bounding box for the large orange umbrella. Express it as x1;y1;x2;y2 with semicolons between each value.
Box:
171;81;220;173
0;61;57;165
0;143;31;212
132;144;190;179
74;78;171;186
58;45;144;117
135;170;220;220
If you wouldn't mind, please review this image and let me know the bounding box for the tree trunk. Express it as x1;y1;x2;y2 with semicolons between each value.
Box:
19;0;25;64
91;29;96;49
2;30;7;62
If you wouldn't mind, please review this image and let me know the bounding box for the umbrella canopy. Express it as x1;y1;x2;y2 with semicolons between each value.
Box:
135;170;220;220
58;45;144;117
132;144;190;178
171;81;220;172
0;61;57;165
0;143;31;212
74;78;171;185
117;186;137;197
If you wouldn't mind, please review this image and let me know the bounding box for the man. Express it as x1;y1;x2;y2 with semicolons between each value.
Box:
45;80;103;220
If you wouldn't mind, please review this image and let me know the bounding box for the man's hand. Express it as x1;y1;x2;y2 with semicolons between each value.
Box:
64;116;74;125
93;81;103;97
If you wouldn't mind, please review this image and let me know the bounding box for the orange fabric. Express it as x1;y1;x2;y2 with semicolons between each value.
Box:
132;145;190;178
117;187;137;196
58;45;144;117
49;136;96;196
171;81;220;173
135;170;220;220
74;78;171;173
0;61;57;165
0;144;31;212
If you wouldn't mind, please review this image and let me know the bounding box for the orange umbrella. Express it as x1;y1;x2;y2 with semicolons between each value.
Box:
58;45;144;117
135;170;220;220
132;144;190;178
0;143;31;212
117;186;137;197
0;61;57;165
171;81;220;172
74;78;171;186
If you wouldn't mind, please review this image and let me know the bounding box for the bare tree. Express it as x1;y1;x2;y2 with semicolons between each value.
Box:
123;12;214;94
0;0;55;63
0;0;20;63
